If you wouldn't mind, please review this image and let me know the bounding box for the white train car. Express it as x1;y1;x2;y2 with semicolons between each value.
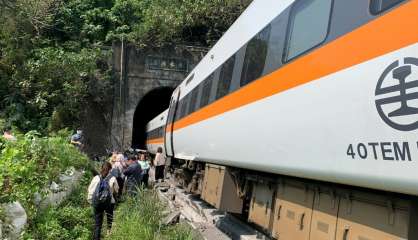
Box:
145;110;167;154
147;0;418;239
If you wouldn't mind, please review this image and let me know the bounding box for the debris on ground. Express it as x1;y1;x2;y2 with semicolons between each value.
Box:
154;176;270;240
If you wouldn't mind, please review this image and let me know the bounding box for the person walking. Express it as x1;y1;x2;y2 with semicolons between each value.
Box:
110;153;124;202
138;153;150;187
154;147;166;181
148;154;156;186
88;162;119;240
123;153;142;196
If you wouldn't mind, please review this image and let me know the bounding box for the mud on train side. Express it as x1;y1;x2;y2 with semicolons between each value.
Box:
146;0;418;239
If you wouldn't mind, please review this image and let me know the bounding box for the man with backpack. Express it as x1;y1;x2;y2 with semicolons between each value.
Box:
88;162;119;239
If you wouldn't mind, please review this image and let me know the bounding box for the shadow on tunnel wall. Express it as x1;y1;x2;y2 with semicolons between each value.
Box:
132;87;174;149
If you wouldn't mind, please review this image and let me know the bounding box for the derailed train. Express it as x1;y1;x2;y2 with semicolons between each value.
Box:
146;0;418;239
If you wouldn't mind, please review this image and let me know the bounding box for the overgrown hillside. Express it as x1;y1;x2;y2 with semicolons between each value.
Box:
0;1;251;238
0;0;251;133
0;130;93;239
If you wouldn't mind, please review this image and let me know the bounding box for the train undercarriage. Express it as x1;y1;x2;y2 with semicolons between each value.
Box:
171;158;418;240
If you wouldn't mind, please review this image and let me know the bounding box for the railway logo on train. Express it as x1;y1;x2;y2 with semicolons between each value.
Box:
375;57;418;131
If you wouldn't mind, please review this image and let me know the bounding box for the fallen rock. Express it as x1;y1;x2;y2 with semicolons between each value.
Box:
2;201;27;240
163;211;181;226
39;169;83;209
50;181;60;193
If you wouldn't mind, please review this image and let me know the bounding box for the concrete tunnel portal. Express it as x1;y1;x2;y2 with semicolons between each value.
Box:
131;87;174;150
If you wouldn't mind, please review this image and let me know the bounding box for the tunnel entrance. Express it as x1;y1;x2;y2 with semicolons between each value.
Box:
132;87;174;149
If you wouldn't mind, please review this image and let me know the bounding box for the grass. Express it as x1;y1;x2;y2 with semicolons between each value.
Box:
106;189;197;240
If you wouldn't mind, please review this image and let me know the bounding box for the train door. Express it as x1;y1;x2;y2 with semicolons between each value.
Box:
164;88;180;157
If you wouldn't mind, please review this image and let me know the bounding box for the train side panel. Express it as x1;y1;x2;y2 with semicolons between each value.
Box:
171;0;418;195
146;110;168;154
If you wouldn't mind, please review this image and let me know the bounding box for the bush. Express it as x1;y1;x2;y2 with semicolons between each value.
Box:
0;129;89;217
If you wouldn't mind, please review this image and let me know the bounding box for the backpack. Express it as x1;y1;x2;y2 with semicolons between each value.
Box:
92;175;112;208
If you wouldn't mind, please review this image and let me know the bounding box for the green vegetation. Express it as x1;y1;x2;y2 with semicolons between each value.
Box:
0;130;89;217
106;189;197;240
0;0;250;133
0;131;195;239
0;1;250;238
0;130;92;239
22;172;94;240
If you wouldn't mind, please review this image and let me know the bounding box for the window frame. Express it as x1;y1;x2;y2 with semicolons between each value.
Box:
199;74;214;109
369;0;407;15
240;24;272;87
175;99;183;121
188;87;199;115
180;94;191;119
216;54;236;100
282;0;334;63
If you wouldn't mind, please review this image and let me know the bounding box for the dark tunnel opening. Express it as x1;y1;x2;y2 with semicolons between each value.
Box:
131;87;174;149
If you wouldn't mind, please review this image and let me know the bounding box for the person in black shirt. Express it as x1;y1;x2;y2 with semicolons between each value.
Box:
123;153;142;196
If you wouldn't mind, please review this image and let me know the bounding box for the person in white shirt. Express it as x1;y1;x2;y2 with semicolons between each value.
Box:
88;162;119;239
154;147;166;181
138;152;150;186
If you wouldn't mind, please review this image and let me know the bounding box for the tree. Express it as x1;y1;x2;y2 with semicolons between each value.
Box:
0;0;251;133
17;0;62;36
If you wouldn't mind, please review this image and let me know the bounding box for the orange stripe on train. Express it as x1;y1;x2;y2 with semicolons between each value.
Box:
167;1;418;132
146;137;164;144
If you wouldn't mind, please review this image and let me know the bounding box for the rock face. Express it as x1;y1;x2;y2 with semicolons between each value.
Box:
2;202;27;240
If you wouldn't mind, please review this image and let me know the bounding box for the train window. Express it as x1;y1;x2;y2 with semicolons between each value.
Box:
284;0;332;62
188;87;199;115
216;54;236;99
370;0;405;14
177;100;184;121
180;94;190;119
200;74;214;108
240;25;271;87
168;102;173;122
